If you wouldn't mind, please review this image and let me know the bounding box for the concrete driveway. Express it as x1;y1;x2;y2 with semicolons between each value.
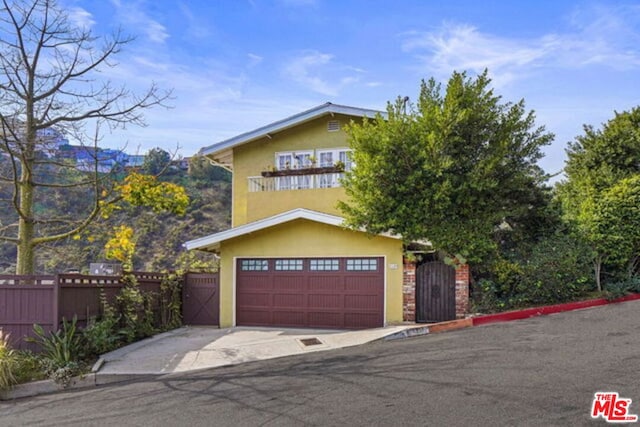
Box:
95;325;416;378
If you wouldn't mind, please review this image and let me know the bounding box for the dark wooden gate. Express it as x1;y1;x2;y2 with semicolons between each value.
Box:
416;261;456;323
183;272;220;325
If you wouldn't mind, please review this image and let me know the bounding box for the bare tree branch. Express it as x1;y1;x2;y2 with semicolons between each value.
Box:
0;0;172;273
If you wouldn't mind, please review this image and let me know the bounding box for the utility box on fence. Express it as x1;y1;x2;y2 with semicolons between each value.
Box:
89;263;122;276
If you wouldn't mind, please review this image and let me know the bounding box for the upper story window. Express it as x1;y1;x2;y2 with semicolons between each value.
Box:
276;151;313;170
314;148;353;171
248;148;355;193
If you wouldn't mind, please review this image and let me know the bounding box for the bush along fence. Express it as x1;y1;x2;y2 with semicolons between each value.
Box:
0;272;179;352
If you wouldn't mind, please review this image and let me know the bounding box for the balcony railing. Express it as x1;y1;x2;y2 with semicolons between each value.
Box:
248;172;345;192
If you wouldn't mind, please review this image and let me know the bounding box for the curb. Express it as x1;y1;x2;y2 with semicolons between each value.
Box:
383;325;430;341
0;373;96;401
381;318;474;341
380;293;640;343
472;293;640;327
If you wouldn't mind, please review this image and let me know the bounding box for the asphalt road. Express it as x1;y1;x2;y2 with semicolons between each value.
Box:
2;300;640;426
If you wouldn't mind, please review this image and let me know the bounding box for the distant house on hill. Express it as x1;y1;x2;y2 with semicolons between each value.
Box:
124;154;146;169
57;144;130;173
171;157;190;171
0;121;68;157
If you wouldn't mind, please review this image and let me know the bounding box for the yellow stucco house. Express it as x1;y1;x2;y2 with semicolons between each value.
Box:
185;103;409;329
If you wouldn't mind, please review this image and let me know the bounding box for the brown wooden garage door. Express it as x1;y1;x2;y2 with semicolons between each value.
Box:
236;257;384;329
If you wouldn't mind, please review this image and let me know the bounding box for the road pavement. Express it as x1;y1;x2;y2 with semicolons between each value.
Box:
2;300;639;426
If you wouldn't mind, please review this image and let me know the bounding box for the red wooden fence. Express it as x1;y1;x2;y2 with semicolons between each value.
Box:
0;273;165;351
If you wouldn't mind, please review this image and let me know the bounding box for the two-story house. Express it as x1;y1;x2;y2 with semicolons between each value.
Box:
185;103;407;329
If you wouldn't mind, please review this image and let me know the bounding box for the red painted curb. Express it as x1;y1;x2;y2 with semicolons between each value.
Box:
472;293;640;327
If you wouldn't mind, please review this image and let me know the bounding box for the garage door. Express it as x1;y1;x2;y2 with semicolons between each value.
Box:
236;257;384;329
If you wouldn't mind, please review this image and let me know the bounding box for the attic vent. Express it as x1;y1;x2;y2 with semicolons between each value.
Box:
327;120;340;132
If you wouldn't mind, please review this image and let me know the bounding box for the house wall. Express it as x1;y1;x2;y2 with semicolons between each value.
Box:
231;114;359;226
218;219;404;328
246;187;344;223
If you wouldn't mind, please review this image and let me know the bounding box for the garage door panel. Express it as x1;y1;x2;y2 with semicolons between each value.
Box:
273;276;303;290
308;294;341;308
308;312;343;328
344;276;381;292
273;293;305;307
345;313;382;328
308;275;344;291
237;293;272;307
237;309;271;325
345;294;382;310
272;311;305;326
239;276;273;291
236;257;383;329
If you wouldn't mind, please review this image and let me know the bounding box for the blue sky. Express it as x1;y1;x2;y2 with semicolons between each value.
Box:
64;0;640;177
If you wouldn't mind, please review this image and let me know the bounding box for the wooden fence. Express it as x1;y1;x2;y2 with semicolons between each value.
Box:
0;272;165;351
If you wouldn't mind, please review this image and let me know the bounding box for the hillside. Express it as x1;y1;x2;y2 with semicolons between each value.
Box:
0;162;232;274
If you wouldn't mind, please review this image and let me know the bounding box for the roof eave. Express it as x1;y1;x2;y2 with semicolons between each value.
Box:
183;208;402;252
199;102;386;158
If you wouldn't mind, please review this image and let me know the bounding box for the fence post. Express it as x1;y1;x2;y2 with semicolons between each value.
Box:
52;274;61;332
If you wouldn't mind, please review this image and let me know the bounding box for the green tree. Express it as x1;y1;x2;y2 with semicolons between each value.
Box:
142;148;171;175
188;155;231;183
339;70;553;263
593;176;640;278
558;107;640;290
0;0;169;274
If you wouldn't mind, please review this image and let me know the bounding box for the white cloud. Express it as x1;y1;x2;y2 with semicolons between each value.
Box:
247;53;263;67
109;0;169;44
177;2;212;40
67;7;95;29
402;5;640;87
283;51;361;96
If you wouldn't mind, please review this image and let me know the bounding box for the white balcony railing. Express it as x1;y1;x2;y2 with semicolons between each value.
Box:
248;172;345;192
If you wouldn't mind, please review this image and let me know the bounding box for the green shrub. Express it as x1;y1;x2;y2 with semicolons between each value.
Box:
475;233;594;312
83;312;121;357
27;316;86;387
38;359;83;388
28;316;84;366
11;351;46;384
0;331;17;390
517;233;594;304
115;274;158;342
159;273;183;330
605;276;640;300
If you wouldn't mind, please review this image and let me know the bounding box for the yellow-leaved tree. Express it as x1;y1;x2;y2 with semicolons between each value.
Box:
102;172;190;269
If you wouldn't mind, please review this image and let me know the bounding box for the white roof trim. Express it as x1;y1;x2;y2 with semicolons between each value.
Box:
199;102;385;157
183;208;401;252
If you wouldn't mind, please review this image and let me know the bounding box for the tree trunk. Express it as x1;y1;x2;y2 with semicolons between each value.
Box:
594;256;602;293
16;166;35;275
16;105;36;274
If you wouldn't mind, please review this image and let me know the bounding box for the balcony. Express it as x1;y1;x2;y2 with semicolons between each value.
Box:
248;171;345;192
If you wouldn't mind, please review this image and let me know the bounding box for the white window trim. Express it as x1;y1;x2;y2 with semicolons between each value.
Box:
275;150;314;170
315;147;353;170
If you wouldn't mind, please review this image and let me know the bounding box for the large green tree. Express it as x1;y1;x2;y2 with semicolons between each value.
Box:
0;0;169;273
339;70;553;263
142;148;171;176
558;107;640;289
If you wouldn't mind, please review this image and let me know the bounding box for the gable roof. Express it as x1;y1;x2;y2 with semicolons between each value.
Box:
199;102;385;159
183;208;401;252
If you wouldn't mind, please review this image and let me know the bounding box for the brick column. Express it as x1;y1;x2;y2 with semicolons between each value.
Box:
455;264;470;318
402;258;416;322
